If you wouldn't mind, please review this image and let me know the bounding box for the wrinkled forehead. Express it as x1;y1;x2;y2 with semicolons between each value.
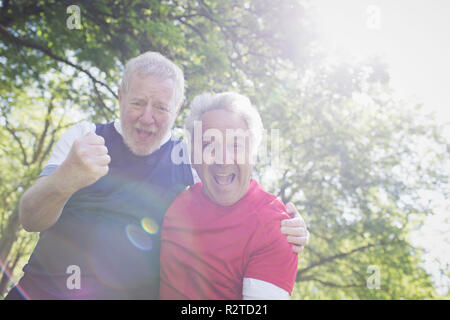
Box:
200;109;248;132
127;72;175;102
193;110;253;148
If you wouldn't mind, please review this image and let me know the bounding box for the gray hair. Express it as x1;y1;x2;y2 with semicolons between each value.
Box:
185;92;264;157
120;51;184;109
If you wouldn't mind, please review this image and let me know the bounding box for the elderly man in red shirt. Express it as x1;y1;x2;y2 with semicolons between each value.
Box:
160;92;301;299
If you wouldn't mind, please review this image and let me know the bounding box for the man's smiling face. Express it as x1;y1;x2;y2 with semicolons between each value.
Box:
193;109;253;206
119;73;179;156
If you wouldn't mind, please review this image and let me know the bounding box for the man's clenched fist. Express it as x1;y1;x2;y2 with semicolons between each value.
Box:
61;131;111;192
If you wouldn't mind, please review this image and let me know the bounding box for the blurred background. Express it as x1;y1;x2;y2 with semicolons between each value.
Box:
0;0;448;299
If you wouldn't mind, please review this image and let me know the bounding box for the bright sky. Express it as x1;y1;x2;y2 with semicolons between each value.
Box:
311;0;450;295
312;0;450;123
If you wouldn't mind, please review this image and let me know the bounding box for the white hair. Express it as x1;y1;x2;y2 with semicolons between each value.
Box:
185;92;264;157
120;51;184;108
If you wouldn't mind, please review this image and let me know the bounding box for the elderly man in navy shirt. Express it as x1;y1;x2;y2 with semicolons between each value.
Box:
5;51;309;299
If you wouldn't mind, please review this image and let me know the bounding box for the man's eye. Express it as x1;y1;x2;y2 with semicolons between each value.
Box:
155;105;169;112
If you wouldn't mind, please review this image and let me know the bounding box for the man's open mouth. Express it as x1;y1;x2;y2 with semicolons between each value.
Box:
213;173;236;186
136;128;154;139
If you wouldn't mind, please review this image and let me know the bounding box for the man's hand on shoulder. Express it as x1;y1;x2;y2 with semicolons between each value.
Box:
280;202;310;254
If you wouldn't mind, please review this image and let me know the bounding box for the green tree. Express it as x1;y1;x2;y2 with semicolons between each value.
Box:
254;58;449;298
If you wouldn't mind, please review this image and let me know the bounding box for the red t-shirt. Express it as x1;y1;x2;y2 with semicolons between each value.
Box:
159;179;298;300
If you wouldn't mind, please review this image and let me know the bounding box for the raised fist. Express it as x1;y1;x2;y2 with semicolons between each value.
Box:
61;131;111;192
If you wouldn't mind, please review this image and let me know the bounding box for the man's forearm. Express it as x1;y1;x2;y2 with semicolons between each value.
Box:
19;164;77;232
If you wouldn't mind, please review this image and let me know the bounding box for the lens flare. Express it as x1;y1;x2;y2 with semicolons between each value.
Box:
125;224;153;251
141;217;159;235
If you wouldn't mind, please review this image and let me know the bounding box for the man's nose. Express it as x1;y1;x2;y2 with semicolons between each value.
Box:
213;145;235;165
139;105;155;125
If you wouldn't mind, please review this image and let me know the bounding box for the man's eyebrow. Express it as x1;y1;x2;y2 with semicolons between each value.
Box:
130;97;147;101
153;99;169;105
154;101;171;109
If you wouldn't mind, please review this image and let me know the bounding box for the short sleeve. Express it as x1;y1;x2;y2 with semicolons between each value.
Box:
40;121;95;176
244;205;298;295
39;164;59;177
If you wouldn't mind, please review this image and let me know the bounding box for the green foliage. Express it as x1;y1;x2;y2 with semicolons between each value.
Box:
0;0;448;299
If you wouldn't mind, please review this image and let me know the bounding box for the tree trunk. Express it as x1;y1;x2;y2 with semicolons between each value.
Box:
0;208;20;295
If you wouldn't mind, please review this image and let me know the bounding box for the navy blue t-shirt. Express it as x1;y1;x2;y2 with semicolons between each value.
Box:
18;122;194;299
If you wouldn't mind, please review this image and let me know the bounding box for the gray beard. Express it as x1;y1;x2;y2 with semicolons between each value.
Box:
122;131;162;156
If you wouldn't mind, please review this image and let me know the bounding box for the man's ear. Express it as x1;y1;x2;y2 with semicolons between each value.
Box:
118;88;122;102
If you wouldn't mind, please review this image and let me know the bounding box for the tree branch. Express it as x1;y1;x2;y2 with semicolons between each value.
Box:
2;115;28;166
32;100;54;163
307;277;366;289
0;24;118;101
297;243;378;279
